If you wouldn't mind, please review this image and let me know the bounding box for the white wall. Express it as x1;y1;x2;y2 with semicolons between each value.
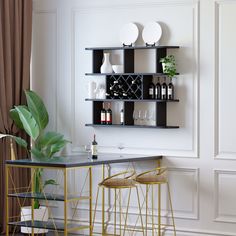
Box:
32;0;236;235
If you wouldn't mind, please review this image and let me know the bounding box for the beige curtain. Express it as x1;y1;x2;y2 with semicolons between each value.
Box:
0;0;32;233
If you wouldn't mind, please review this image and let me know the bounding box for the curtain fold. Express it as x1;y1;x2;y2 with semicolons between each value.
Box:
0;0;32;233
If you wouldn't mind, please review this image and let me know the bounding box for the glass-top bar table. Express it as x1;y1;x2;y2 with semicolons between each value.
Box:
5;153;162;235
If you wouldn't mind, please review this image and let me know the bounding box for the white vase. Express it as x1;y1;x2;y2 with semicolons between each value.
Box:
21;206;49;234
100;53;113;73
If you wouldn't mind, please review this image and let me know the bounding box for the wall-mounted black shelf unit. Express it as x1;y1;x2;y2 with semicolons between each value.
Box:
85;45;180;129
85;124;179;129
85;73;179;76
85;98;179;102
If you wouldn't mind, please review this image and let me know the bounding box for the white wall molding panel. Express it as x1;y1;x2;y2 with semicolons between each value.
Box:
70;1;199;158
214;0;236;160
214;170;236;223
32;8;58;131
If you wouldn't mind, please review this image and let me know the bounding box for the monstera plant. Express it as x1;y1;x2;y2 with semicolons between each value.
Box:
5;90;70;209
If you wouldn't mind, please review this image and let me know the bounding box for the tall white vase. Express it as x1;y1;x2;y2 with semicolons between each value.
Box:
100;53;113;73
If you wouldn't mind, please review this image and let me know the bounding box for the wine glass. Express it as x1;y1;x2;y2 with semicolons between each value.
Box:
84;144;91;159
117;143;125;156
133;110;139;125
138;110;145;125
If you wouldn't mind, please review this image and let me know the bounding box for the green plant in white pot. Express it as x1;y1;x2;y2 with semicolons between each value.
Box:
1;90;70;234
160;55;177;79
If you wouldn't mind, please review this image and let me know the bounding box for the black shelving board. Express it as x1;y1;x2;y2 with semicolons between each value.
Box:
85;124;179;129
86;46;179;50
85;73;179;76
8;192;90;202
85;98;179;102
8;220;89;232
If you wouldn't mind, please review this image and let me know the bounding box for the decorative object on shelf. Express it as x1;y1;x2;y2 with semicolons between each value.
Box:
100;52;113;73
160;55;176;100
160;55;177;79
96;86;106;99
142;21;162;46
112;65;124;73
6;90;70;232
88;81;97;99
119;22;139;47
91;134;98;159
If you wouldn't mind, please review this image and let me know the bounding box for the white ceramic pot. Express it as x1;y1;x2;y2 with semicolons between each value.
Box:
100;53;113;73
112;65;124;73
162;62;166;72
21;206;49;234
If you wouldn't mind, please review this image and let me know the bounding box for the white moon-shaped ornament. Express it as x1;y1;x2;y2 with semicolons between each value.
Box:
142;21;162;45
119;23;139;46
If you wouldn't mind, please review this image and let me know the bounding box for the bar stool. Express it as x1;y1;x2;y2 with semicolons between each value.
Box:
92;170;144;236
135;167;176;236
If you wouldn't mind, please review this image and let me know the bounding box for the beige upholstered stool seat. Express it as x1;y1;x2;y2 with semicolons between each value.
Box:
135;172;167;184
100;178;136;188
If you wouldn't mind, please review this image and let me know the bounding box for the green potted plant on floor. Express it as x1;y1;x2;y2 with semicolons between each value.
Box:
1;90;70;234
160;55;177;79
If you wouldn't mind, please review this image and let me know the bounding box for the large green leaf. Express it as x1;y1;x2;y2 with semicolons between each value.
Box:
38;132;64;149
25;90;49;131
31;147;46;160
15;106;40;141
43;179;58;188
12;136;28;149
48;139;70;157
9;106;28;130
0;134;28;149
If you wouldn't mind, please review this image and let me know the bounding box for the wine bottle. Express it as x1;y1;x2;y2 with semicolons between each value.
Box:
168;78;174;100
91;134;98;159
161;77;167;100
127;91;134;99
106;103;112;125
148;81;155;99
100;102;106;124
155;77;161;100
120;108;124;125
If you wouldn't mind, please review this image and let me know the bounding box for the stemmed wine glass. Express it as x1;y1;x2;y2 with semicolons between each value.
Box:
117;143;125;156
133;110;139;125
84;144;91;159
138;110;145;125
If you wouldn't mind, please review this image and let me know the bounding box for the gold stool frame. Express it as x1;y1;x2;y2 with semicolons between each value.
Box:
136;167;176;236
93;170;144;236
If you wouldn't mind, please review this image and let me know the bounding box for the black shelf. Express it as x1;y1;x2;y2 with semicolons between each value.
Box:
86;44;180;128
85;98;179;102
85;72;179;76
8;220;89;232
86;45;179;50
8;192;90;202
85;124;179;129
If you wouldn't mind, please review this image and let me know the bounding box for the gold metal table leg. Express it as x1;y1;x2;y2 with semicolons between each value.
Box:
5;165;9;236
158;184;161;236
146;185;148;236
89;167;93;236
64;169;68;236
31;168;35;236
102;164;105;235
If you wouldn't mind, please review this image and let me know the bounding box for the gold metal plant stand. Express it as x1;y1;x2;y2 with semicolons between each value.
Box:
5;163;93;236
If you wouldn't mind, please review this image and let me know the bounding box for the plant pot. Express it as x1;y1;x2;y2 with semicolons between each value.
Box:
21;206;49;234
162;62;166;72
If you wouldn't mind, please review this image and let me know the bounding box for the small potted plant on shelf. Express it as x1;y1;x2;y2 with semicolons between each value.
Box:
160;55;177;79
1;90;70;234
